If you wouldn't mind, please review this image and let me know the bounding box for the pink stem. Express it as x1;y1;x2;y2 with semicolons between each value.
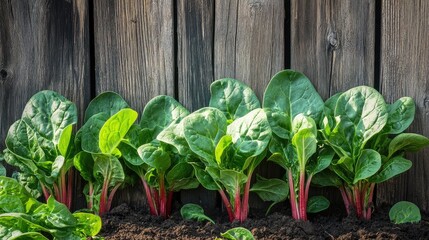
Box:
98;180;109;215
107;183;121;213
340;186;351;215
299;171;307;221
304;175;313;209
66;169;73;209
141;178;157;216
240;171;253;222
166;191;174;217
40;183;51;202
153;187;160;214
219;189;234;222
53;183;60;203
234;184;241;221
159;176;167;218
354;185;363;219
366;183;375;220
288;170;299;219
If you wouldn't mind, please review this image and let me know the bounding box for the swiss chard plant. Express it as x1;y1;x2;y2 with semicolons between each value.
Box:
3;90;77;209
316;86;429;220
0;176;102;239
74;92;135;215
119;95;199;218
260;70;331;221
174;78;272;222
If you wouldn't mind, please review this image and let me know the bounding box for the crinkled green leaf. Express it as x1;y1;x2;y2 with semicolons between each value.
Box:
384;97;415;134
250;177;288;203
93;155;125;187
73;212;102;237
180;203;214;224
220;227;255;240
389;201;421;224
388;133;429;157
80;113;109;154
209;78;260;121
73;152;94;182
137;144;171;173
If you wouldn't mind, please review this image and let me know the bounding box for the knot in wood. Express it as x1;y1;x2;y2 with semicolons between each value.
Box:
424;96;429;109
0;69;8;80
327;32;339;50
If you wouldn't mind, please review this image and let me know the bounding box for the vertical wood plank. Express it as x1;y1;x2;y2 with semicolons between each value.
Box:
93;0;174;114
214;0;285;209
93;0;174;208
378;0;429;211
0;0;90;210
291;0;375;204
176;0;216;209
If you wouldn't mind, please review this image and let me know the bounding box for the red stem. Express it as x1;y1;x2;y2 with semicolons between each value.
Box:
339;186;351;215
240;171;253;222
153;187;160;214
40;183;51;202
53;183;60;203
159;175;167;218
166;191;174;217
304;175;313;210
66;169;73;209
234;185;241;221
299;171;307;221
288;170;299;219
141;178;157;216
366;183;375;220
98;179;109;215
354;185;363;218
219;189;234;222
107;183;121;212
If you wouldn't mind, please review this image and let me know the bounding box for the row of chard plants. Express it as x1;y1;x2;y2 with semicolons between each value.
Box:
1;70;428;233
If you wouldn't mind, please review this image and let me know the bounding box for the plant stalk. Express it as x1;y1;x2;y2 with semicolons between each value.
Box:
299;170;307;221
240;171;253;222
288;170;299;219
141;177;157;216
219;189;234;222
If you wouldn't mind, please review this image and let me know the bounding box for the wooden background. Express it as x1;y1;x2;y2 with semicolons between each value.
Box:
1;0;428;212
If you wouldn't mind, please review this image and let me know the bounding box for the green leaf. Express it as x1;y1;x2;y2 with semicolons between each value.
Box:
93;155;125;187
80;113;110;154
118;142;144;166
267;153;288;171
21;90;77;146
191;164;219;191
180;203;214;224
307;149;334;176
307;196;330;213
140;95;189;138
334;86;388;149
219;170;247;198
291;114;317;136
73;152;94;182
263;70;324;138
353;149;381;184
215;135;233;165
0;195;25;213
184;108;228;164
292;129;317;172
157;120;191;155
209;78;260;121
73;212;102;236
166;162;194;186
58;124;73;157
220;227;255;240
369;156;412;183
0;176;33;205
250;177;288;203
389;201;421;224
388;133;429;157
99;108;138;154
9;232;49;240
384;97;415;134
137;144;171;172
33;196;77;228
84;92;129;122
311;169;343;187
227;109;272;158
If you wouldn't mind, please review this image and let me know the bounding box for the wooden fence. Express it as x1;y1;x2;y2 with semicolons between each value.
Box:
1;0;428;212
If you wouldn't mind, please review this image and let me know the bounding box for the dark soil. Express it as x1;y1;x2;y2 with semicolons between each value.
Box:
100;203;429;240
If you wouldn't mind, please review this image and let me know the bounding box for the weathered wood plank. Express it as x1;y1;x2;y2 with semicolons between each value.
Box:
176;0;216;209
377;0;429;211
93;0;174;113
0;0;90;210
291;0;375;99
214;0;285;210
93;0;174;208
290;0;375;205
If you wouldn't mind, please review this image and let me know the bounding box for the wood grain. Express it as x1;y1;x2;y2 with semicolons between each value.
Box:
291;0;375;99
93;0;175;208
0;0;90;210
93;0;174;114
176;0;217;209
377;0;429;211
290;0;375;205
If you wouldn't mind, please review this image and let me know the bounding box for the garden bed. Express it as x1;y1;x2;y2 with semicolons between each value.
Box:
100;203;429;239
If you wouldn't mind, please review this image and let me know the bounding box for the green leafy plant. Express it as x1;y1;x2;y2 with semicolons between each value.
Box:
3;90;78;209
216;227;255;240
74;92;135;215
0;176;101;239
389;201;421;224
0;153;5;176
317;86;429;220
179;79;271;223
260;70;331;220
119;95;198;218
180;203;214;224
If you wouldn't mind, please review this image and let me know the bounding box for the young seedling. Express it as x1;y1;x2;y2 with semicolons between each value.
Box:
74;92;134;215
260;70;331;221
4;90;77;209
119;95;198;218
316;86;429;220
389;201;421;224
